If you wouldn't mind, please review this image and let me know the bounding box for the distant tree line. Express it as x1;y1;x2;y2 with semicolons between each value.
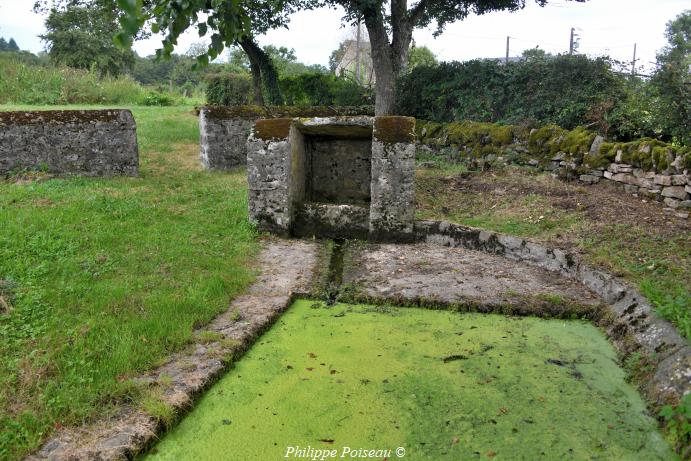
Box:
0;37;20;52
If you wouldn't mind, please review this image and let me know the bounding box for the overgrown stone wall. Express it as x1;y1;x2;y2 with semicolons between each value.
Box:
247;116;416;241
200;105;374;170
417;121;690;219
0;110;138;176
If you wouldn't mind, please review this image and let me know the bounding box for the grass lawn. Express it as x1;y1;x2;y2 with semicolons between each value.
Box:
146;300;674;460
0;105;259;460
416;163;691;339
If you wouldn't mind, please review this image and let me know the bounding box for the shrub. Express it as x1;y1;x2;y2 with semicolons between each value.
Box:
205;73;253;106
396;55;625;132
139;91;176;106
279;73;371;106
0;53;149;105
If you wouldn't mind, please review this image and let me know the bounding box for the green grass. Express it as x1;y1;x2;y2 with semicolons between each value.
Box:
0;105;258;460
145;300;674;460
416;165;691;339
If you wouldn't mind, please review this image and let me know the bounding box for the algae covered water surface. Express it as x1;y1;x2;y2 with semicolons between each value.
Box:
145;300;673;460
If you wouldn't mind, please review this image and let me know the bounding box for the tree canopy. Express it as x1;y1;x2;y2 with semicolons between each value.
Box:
38;0;135;76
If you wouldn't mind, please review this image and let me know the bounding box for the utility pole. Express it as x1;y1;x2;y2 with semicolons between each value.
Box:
355;20;361;84
505;36;510;64
631;43;637;76
569;27;575;55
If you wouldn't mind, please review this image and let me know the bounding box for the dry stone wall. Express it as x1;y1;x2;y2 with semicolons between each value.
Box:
0;110;138;176
416;121;690;219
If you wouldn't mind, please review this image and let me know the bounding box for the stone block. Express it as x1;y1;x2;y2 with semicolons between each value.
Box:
661;186;688;200
654;174;672;186
671;174;687;186
677;200;691;210
0;110;138;176
579;174;600;184
623;184;639;194
663;197;680;209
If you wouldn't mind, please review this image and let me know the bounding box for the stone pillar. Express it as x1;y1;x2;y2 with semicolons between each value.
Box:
369;116;416;241
199;107;254;170
246;119;295;235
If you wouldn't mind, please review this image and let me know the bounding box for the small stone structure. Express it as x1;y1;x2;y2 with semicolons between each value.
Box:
199;106;374;170
247;116;416;241
0;110;138;176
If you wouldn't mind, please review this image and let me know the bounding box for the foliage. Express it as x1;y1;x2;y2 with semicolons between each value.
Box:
205;73;254;106
659;393;691;458
650;10;690;145
0;54;141;104
408;45;438;70
0;106;258;460
139;90;176;106
279;73;372;106
0;37;20;52
0;54;188;105
205;71;371;107
41;1;135;76
398;55;626;132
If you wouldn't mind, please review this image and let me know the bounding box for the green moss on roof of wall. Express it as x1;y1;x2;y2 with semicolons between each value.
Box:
254;118;292;140
374;116;416;143
0;110;130;126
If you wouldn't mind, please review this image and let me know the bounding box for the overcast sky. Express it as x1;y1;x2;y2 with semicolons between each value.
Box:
0;0;687;73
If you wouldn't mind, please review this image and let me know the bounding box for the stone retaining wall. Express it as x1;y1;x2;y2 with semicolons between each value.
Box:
199;105;374;170
0;110;138;176
416;121;690;219
414;219;690;408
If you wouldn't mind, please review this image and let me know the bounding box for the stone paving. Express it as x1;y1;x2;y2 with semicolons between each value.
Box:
342;242;602;315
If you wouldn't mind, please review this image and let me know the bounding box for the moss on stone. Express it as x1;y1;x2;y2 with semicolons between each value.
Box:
254;118;292;140
373;116;416;144
0;110;130;126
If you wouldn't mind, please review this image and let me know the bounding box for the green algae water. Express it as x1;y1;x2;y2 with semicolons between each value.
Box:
144;301;674;460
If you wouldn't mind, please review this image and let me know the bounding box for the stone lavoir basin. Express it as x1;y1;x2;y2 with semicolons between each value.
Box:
144;300;674;460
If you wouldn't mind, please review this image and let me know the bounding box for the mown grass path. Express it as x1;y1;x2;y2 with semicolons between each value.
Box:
0;106;258;460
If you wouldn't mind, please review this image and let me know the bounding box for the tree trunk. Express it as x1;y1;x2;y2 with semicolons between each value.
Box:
364;0;414;115
239;37;283;105
248;59;264;105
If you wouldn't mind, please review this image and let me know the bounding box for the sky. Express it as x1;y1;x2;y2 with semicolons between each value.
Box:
0;0;688;73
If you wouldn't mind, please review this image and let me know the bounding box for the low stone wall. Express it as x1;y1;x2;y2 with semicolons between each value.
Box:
199;105;374;170
0;110;138;176
416;121;690;219
414;219;690;409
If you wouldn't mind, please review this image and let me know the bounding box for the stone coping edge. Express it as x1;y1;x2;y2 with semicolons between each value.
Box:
414;219;690;408
0;110;135;126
